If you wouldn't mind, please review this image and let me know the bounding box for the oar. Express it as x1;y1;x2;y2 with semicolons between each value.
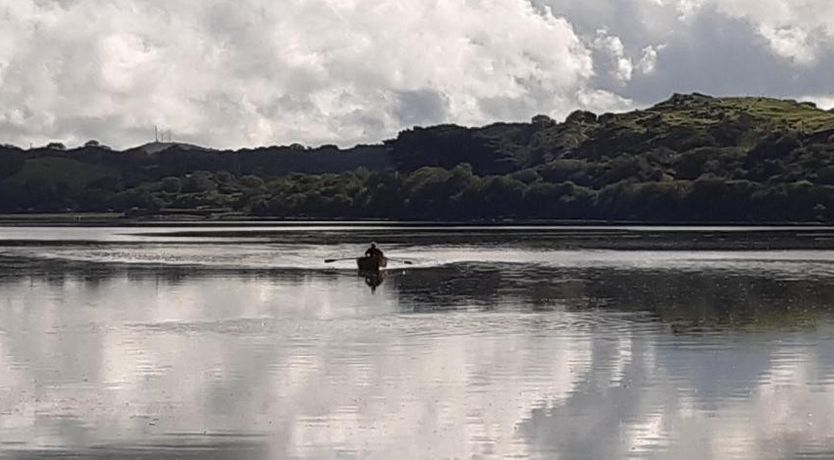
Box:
326;256;414;265
324;257;355;263
386;257;414;265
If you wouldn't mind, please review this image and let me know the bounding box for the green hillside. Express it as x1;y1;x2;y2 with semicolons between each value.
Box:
389;93;834;171
8;157;117;190
2;93;834;221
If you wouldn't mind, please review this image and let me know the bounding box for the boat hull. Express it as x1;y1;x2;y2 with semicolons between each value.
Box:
356;255;387;272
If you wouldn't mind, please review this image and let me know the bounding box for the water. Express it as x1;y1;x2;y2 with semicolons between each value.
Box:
2;225;834;459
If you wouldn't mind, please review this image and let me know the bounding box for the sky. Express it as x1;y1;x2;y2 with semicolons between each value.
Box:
0;0;833;150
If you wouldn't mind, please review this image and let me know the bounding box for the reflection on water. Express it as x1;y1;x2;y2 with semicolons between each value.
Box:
2;227;834;459
361;271;386;293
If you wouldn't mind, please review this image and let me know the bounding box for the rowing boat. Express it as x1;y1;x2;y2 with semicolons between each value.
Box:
356;255;387;272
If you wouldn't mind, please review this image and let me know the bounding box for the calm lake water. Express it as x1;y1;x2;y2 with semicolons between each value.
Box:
3;225;834;459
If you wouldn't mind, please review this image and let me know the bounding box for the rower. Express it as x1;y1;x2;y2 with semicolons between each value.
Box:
365;243;384;259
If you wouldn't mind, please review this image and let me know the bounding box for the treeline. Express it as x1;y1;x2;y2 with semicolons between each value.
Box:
2;164;832;222
0;142;389;180
2;93;834;222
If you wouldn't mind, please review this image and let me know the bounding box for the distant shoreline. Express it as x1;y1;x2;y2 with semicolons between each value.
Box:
0;213;830;227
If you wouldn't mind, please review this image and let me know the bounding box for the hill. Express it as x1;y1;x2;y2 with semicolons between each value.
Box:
388;93;834;175
2;93;834;222
128;142;215;155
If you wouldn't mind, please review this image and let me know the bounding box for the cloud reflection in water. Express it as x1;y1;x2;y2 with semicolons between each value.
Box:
1;244;834;458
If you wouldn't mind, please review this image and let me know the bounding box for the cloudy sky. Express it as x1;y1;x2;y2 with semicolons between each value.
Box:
1;0;833;150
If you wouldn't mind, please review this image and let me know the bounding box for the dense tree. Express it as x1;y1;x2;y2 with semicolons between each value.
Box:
2;94;834;222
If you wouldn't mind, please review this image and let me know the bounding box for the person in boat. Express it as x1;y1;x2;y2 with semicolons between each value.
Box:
365;243;384;259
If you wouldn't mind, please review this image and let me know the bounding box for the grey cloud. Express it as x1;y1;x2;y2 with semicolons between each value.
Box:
535;0;679;55
626;7;834;103
537;0;834;107
627;9;783;101
478;95;537;121
393;89;450;126
590;30;634;88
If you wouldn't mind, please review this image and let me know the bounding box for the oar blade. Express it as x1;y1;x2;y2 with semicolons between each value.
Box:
386;257;414;265
325;257;356;263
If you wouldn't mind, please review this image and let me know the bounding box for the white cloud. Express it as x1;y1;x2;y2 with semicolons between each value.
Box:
0;0;597;149
803;96;834;111
577;89;636;114
757;25;816;65
671;0;834;65
638;45;661;75
3;0;834;150
592;30;634;83
672;0;706;20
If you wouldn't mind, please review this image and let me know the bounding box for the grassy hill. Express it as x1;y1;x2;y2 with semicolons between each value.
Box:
7;157;117;190
389;93;834;173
